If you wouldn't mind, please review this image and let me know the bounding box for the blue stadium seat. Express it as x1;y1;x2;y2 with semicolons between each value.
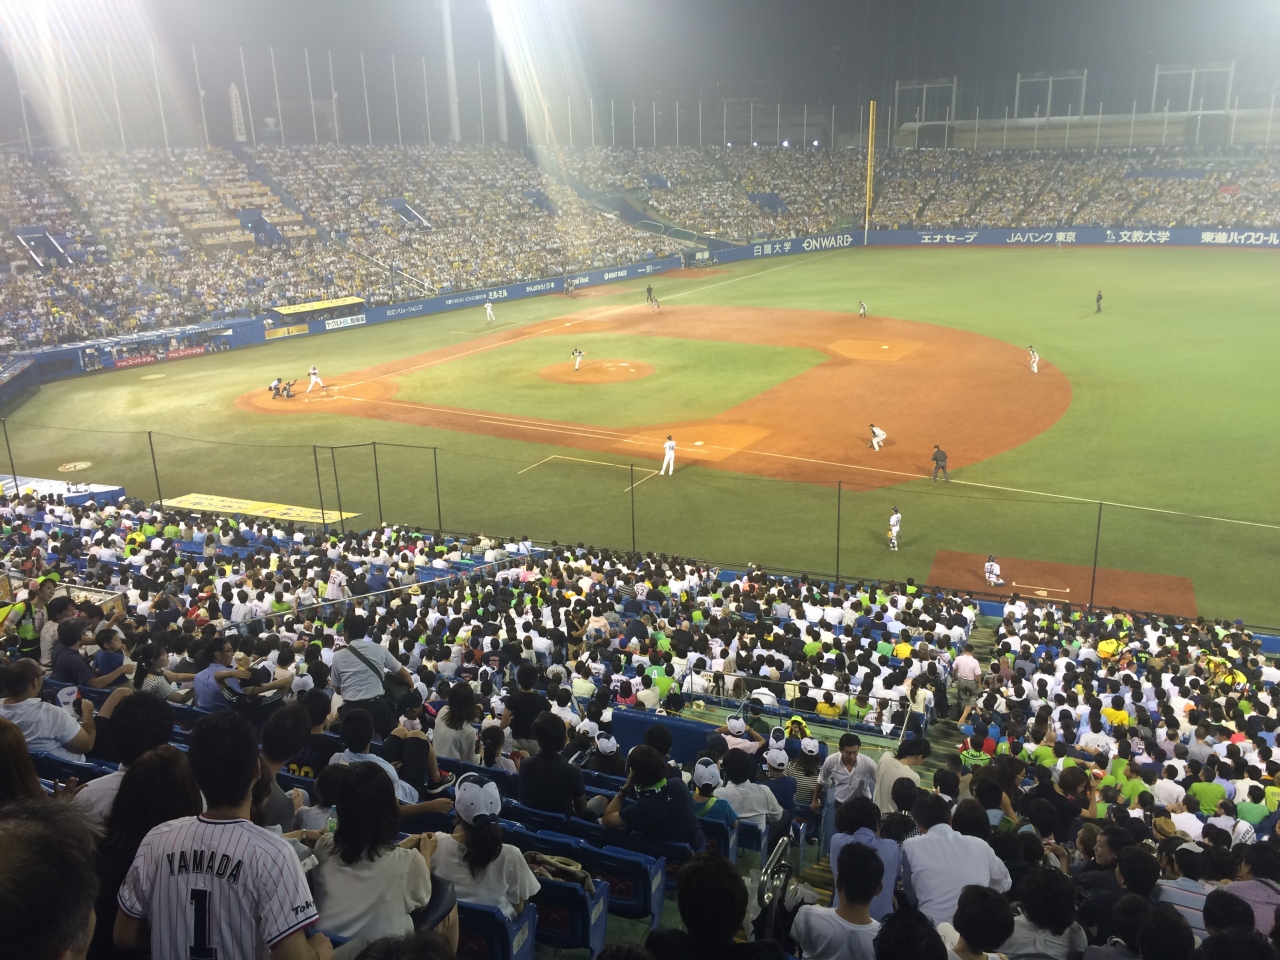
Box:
530;878;610;958
456;902;537;960
29;752;111;783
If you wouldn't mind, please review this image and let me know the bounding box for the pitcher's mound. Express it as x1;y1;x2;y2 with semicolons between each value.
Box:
540;360;655;384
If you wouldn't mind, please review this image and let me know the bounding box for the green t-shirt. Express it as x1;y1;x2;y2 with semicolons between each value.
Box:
802;641;823;658
1238;801;1269;825
1188;780;1227;812
653;674;676;698
1120;778;1149;806
1030;745;1056;769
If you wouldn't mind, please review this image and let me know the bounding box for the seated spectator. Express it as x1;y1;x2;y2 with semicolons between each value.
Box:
690;756;739;828
332;708;452;819
348;930;455;960
792;841;884;960
871;907;948;960
603;744;705;850
288;688;341;778
428;773;540;920
829;797;900;922
1137;905;1195;960
938;885;1017;960
715;748;784;838
0;717;47;804
1227;843;1280;935
88;745;202;960
311;761;459;947
76;691;172;820
519;710;589;818
113;711;333;960
433;682;478;761
259;702;314;832
50;618;134;688
0;656;121;761
901;793;1012;926
1083;893;1153;960
1155;838;1214;941
129;641;195;703
646;852;787;960
1202;889;1259;939
0;799;102;960
1003;867;1088;960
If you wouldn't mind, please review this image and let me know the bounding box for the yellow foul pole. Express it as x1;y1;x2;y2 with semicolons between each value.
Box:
864;100;876;245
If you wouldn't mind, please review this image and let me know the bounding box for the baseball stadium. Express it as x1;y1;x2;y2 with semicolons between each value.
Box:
2;2;1280;959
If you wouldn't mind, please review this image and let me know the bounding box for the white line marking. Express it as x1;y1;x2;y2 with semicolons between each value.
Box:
1012;582;1071;594
515;454;658;491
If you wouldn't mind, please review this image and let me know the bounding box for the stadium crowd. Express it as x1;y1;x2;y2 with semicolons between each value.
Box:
1;490;1280;960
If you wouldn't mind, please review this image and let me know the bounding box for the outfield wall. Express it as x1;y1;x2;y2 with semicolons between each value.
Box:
20;255;684;383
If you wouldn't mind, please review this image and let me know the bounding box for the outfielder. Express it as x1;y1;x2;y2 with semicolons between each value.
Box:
869;423;887;452
1028;345;1039;374
858;300;868;318
984;555;1005;586
660;435;676;475
306;365;326;394
485;301;496;324
888;507;901;551
572;348;585;371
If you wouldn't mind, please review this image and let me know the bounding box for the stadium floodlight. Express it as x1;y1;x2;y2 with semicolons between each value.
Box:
1013;71;1087;119
1152;61;1234;113
782;139;789;147
812;140;818;146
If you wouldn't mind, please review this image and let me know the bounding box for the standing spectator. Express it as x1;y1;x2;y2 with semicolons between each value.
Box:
332;613;414;738
76;692;173;820
519;711;589;818
715;748;785;844
603;744;706;850
900;794;1011;926
88;745;202;960
792;842;883;960
113;711;334;960
501;664;550;755
953;646;983;724
829;797;901;922
429;773;540;919
0;799;103;960
812;734;878;814
872;740;929;814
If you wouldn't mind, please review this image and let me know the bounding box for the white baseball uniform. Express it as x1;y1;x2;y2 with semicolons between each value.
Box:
888;511;901;550
870;426;887;451
858;301;867;318
573;349;584;371
117;815;319;959
485;302;495;323
984;560;1004;586
660;438;676;475
1029;349;1039;374
307;366;324;393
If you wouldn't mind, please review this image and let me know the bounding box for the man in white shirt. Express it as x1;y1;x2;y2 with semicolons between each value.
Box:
901;794;1011;926
329;613;413;737
791;842;882;960
812;734;878;812
714;748;783;836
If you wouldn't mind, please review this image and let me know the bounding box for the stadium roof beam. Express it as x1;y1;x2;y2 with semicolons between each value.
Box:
1013;70;1087;119
1152;61;1235;113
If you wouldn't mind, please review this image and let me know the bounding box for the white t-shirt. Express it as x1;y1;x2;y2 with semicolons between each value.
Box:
792;906;879;960
0;697;83;760
311;835;431;940
76;768;126;820
431;835;540;920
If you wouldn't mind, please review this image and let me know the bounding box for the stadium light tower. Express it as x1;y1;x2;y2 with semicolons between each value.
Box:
1152;61;1234;113
441;0;461;141
892;77;956;139
1013;71;1087;119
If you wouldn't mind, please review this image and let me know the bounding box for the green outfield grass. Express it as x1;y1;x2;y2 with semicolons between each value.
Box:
393;333;824;427
11;245;1280;623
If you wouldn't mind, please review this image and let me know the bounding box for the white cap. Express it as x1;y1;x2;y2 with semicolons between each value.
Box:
769;726;787;744
576;720;600;739
726;717;746;735
764;748;789;770
454;773;503;826
596;733;618;756
800;737;820;756
291;673;315;695
691;757;722;790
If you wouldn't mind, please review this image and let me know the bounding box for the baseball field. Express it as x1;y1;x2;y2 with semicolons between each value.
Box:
11;245;1280;624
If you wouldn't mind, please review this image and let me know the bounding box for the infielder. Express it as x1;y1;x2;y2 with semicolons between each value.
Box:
888;507;901;551
869;423;887;452
858;300;868;318
1028;345;1039;374
984;554;1005;586
572;348;585;371
485;301;496;324
650;293;661;313
660;435;676;475
306;365;326;394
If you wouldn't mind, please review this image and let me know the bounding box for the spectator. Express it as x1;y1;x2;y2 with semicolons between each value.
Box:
900;793;1012;926
873;739;929;813
129;641;195;703
1083;894;1153;960
0;656;120;761
1227;843;1280;935
50;618;134;688
113;711;333;960
0;799;102;960
1155;838;1214;941
433;681;478;762
332;708;453;818
76;691;172;820
332;613;415;738
829;797;901;922
259;702;314;832
311;761;459;947
791;841;883;960
519;710;589;818
1203;889;1260;938
604;744;706;850
1080;846;1161;945
88;745;202;960
501;664;550;754
646;852;787;960
939;885;1017;960
715;748;784;836
1136;905;1194;960
0;716;46;804
812;734;877;814
428;773;540;919
872;907;948;960
349;930;456;960
1003;867;1088;960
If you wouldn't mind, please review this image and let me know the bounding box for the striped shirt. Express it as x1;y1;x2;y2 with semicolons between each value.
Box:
118;815;318;960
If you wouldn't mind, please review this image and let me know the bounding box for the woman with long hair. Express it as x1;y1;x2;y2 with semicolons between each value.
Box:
87;745;202;960
432;681;478;761
131;642;195;703
311;761;459;947
429;773;539;919
0;716;45;804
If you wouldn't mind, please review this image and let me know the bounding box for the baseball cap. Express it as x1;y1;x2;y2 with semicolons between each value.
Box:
576;720;600;739
596;734;618;756
764;748;789;770
769;726;787;745
291;673;315;695
800;737;820;756
454;773;502;826
726;717;746;736
691;757;722;790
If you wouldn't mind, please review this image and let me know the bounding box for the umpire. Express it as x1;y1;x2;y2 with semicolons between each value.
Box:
931;445;949;481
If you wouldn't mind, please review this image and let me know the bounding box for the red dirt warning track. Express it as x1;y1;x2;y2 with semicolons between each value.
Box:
928;550;1197;616
237;303;1072;489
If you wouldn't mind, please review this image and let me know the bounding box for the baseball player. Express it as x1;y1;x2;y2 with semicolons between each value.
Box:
572;348;585;372
1028;345;1039;374
282;379;297;398
869;423;887;452
858;300;867;318
114;712;331;960
888;507;901;551
650;293;661;313
269;377;283;400
984;555;1005;586
1096;290;1103;313
660;435;676;475
306;365;326;394
485;301;496;324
